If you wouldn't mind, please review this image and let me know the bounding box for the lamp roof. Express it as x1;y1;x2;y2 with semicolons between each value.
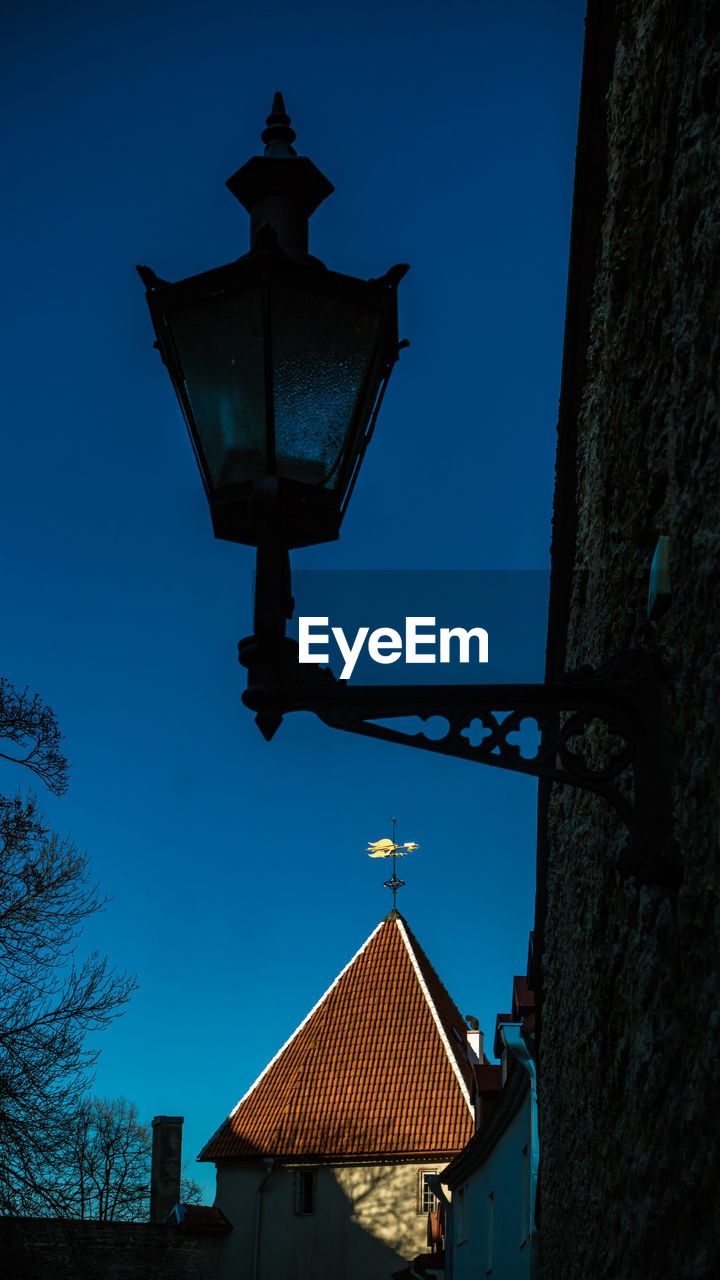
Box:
226;92;334;222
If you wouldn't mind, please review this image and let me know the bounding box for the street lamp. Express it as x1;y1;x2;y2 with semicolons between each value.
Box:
139;93;406;554
139;96;678;891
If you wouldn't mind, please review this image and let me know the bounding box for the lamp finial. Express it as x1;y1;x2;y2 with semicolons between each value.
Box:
227;94;334;259
262;91;297;157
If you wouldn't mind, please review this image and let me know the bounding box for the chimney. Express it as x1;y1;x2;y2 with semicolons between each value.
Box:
150;1115;184;1223
465;1016;483;1064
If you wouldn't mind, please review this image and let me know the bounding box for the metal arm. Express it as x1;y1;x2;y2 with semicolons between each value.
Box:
239;631;679;888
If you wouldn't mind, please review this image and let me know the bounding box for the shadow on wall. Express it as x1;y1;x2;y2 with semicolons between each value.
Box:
217;1159;438;1280
338;1164;427;1260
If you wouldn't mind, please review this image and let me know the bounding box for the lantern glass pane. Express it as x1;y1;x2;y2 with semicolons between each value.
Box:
168;290;266;487
272;290;381;488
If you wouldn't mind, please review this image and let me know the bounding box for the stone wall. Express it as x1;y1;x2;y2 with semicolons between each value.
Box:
540;1;720;1278
0;1218;225;1280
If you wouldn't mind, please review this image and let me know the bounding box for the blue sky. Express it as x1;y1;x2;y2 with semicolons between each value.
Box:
1;0;585;1200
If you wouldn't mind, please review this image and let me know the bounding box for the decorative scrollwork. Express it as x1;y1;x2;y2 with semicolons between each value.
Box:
239;640;679;888
384;873;405;894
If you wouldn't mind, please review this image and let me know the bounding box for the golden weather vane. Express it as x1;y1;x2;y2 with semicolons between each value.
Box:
366;816;419;908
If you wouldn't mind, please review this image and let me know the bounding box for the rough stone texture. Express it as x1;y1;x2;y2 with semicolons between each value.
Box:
0;1218;225;1280
540;2;720;1278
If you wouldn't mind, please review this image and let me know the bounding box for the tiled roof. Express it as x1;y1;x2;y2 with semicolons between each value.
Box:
199;911;474;1163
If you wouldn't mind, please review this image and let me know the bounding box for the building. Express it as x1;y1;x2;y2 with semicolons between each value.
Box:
198;909;478;1279
442;950;537;1280
0;911;486;1280
537;1;720;1275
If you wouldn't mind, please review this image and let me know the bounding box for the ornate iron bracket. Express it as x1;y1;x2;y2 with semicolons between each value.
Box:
239;638;679;889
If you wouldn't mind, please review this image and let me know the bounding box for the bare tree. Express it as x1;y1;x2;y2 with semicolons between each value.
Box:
64;1097;151;1221
0;678;136;1215
0;677;69;795
50;1096;202;1221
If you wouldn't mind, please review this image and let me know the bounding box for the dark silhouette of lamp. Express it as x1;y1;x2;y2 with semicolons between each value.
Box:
139;93;407;555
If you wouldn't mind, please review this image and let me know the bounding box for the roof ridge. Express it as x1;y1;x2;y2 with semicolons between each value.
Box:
197;918;385;1161
394;916;473;1115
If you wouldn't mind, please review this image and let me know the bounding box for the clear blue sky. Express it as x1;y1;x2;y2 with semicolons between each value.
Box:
1;0;585;1200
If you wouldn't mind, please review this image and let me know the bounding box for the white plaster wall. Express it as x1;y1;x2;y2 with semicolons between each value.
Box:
213;1159;445;1280
452;1090;533;1280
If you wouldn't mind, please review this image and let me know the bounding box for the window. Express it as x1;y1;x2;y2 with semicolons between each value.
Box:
294;1169;316;1215
418;1171;438;1214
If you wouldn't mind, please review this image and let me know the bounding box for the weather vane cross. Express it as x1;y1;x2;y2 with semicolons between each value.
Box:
366;817;419;908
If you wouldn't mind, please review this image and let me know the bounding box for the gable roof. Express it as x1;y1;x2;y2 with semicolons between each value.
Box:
199;911;474;1163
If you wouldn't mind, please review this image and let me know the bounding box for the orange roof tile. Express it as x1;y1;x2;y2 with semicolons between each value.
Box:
199;911;475;1163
